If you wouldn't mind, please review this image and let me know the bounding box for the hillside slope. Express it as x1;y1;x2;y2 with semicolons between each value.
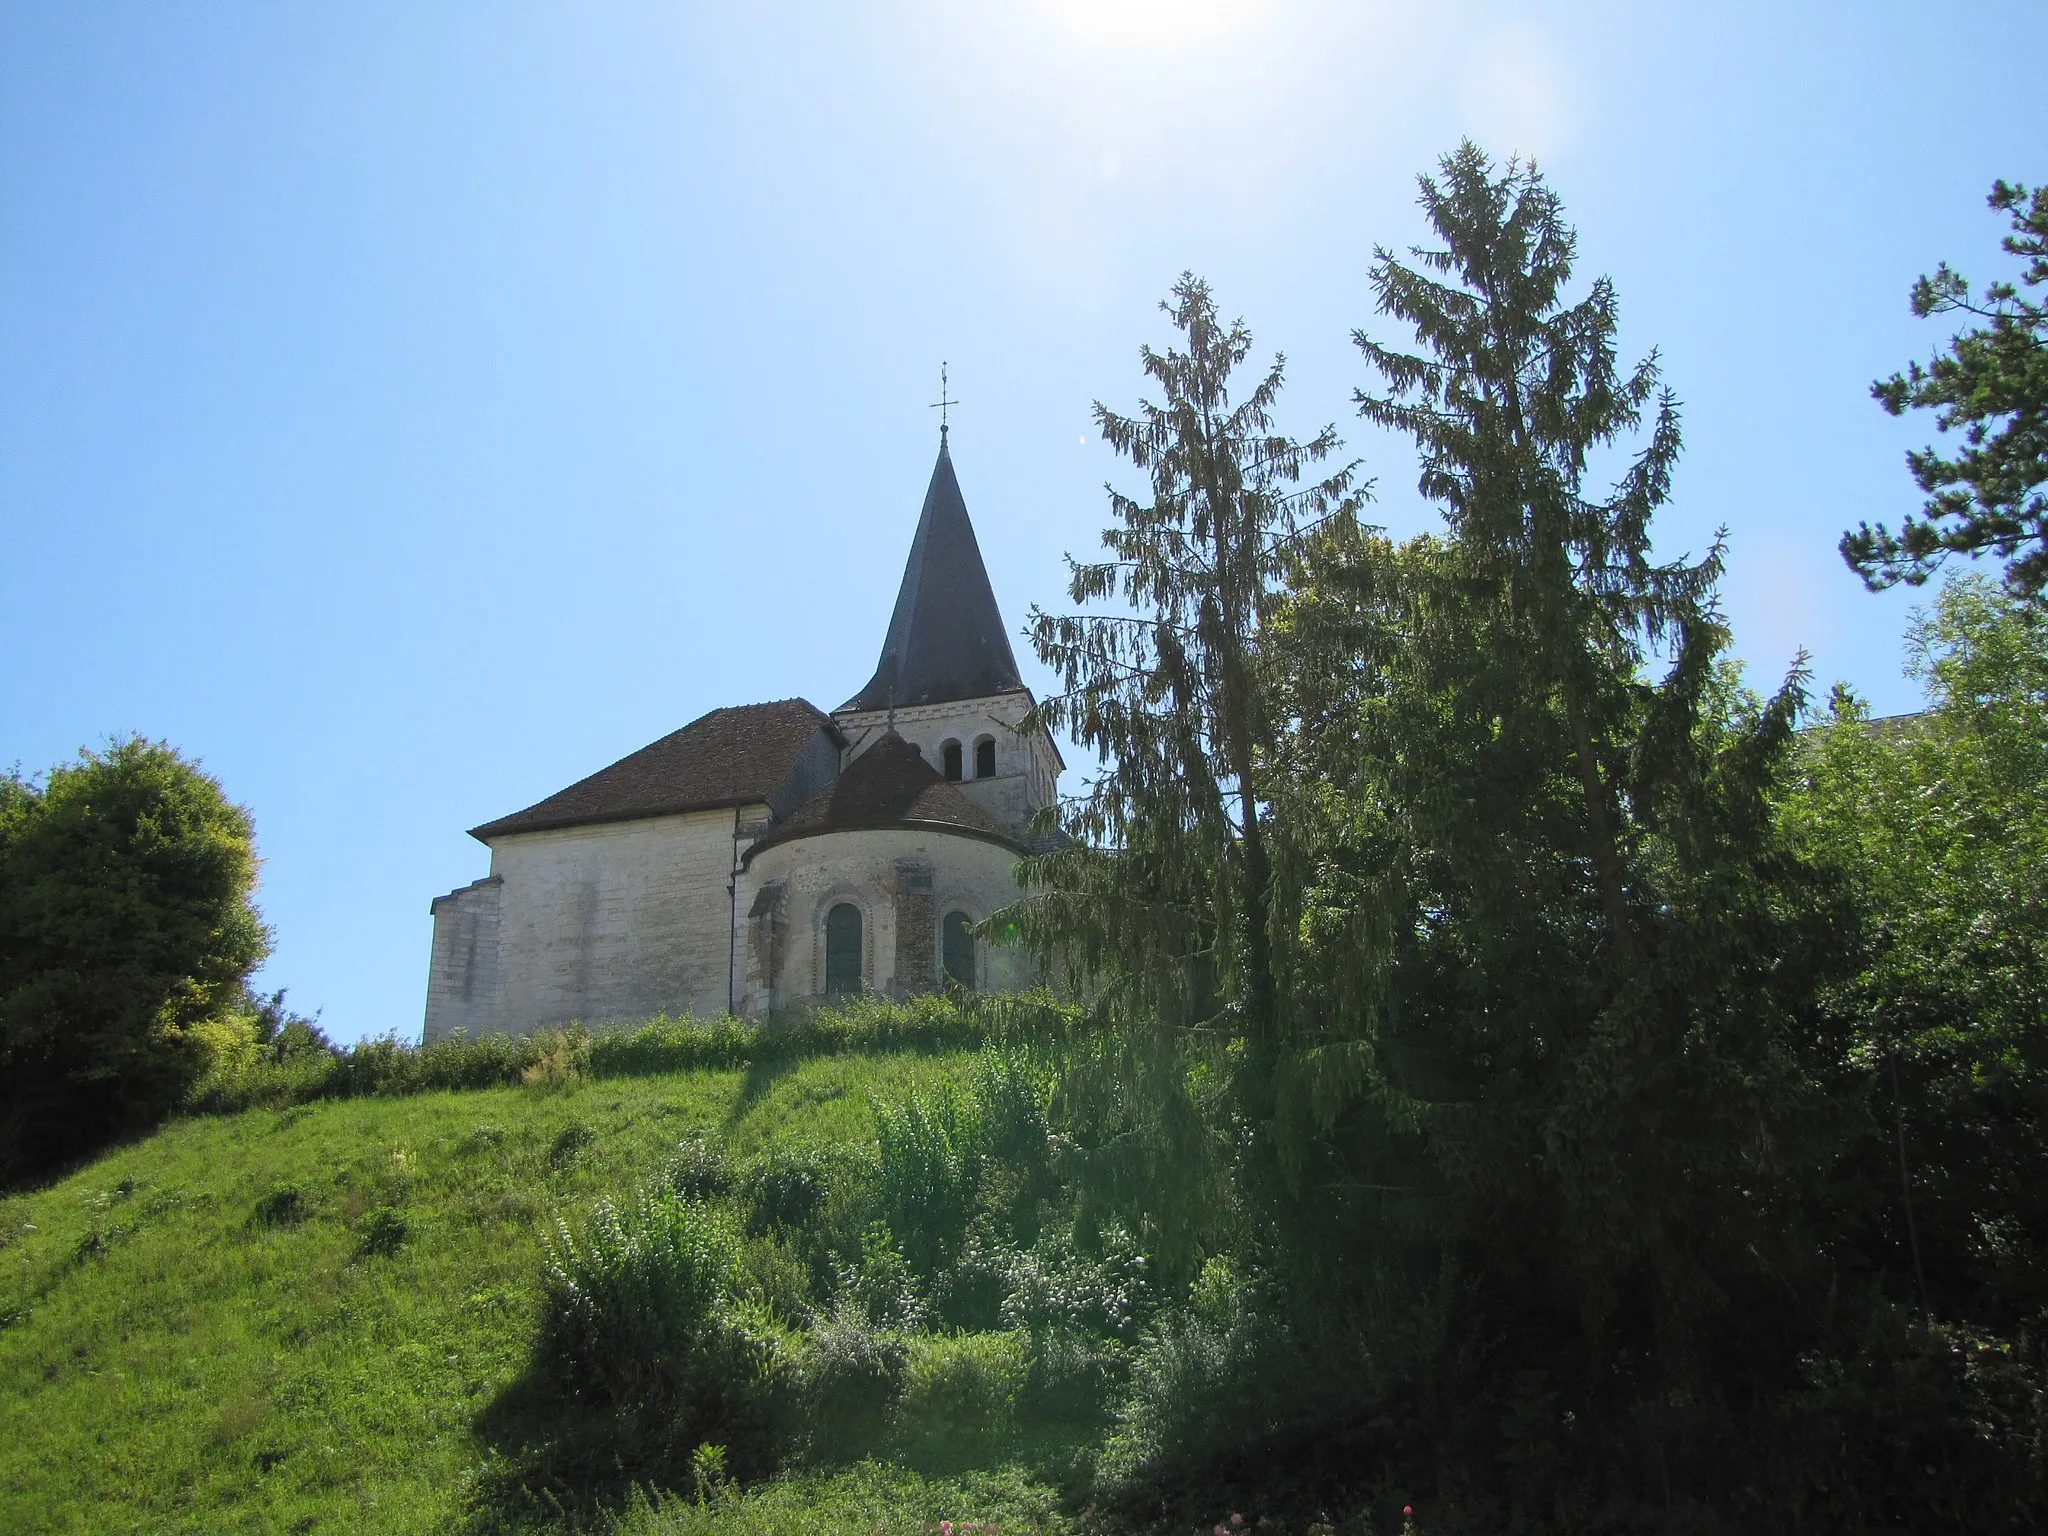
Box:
0;1051;979;1534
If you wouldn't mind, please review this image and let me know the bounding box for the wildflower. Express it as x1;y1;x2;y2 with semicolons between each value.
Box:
1232;1519;1244;1529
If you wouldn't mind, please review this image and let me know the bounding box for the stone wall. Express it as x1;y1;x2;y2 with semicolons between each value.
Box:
428;805;758;1038
423;875;502;1042
735;826;1030;1014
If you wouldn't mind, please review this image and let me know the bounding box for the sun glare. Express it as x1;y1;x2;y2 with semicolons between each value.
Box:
1036;0;1269;50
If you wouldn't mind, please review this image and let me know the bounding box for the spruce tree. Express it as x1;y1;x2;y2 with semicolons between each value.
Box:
1255;144;1847;1504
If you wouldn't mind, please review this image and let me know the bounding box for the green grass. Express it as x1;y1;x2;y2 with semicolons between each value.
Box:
0;1050;993;1535
609;1461;1070;1535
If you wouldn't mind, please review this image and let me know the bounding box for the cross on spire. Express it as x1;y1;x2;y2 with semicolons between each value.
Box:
930;362;958;436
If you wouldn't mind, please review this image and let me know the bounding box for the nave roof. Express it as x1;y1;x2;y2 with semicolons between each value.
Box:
470;698;839;841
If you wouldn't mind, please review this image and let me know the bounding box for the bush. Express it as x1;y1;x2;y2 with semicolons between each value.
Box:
546;1121;596;1171
999;1226;1157;1421
355;1206;410;1257
873;1086;983;1277
667;1133;732;1201
185;991;1081;1118
540;1188;737;1406
250;1185;306;1228
836;1223;928;1331
898;1330;1026;1439
799;1300;908;1460
0;738;269;1184
740;1148;841;1237
1096;1299;1312;1490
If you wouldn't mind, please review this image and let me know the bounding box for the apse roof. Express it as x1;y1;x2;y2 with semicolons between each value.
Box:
470;699;838;841
743;732;1024;863
841;435;1026;712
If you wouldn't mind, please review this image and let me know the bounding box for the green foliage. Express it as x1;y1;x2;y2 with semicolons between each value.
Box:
897;1329;1025;1437
1020;144;2048;1532
355;1204;411;1257
1302;142;1830;1350
1023;272;1361;1039
798;1300;909;1459
1095;1301;1304;1491
1847;179;2048;594
186;989;1077;1115
872;1086;984;1278
0;737;269;1183
249;1183;305;1228
1783;574;2048;1324
540;1187;738;1406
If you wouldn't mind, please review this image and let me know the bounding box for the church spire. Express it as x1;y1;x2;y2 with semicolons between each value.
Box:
841;434;1025;713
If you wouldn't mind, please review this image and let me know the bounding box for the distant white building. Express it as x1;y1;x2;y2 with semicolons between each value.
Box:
423;432;1062;1040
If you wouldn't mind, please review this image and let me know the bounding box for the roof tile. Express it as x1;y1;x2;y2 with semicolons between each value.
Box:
471;699;836;841
745;733;1024;862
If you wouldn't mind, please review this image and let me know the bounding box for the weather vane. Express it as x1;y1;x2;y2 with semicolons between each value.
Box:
931;362;958;435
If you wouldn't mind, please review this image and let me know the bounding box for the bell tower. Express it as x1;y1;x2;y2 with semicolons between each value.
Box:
834;433;1062;840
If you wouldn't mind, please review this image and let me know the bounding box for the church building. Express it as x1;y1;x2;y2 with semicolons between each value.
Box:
422;433;1061;1042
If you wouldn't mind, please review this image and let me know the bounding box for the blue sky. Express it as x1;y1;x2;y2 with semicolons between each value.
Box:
4;1;2043;1040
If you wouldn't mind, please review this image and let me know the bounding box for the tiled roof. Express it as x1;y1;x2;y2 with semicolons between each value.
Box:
841;435;1026;711
744;732;1025;863
471;699;838;841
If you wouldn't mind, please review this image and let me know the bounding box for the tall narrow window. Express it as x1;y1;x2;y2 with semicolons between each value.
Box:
974;738;996;779
825;902;863;994
942;910;976;989
941;741;963;781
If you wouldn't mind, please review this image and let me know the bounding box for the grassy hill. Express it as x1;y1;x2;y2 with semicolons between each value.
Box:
0;1027;1082;1535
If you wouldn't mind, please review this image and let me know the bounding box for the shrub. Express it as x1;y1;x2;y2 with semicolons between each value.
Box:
898;1330;1026;1437
799;1300;908;1460
740;1149;842;1238
355;1206;410;1258
250;1185;306;1228
837;1223;927;1331
546;1122;595;1170
184;991;1081;1118
998;1226;1158;1421
667;1133;732;1201
540;1188;736;1407
873;1086;983;1276
735;1232;813;1326
1096;1300;1311;1490
972;1047;1053;1166
1000;1225;1156;1346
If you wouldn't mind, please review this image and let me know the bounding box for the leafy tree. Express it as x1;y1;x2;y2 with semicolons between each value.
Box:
1782;575;2048;1325
0;737;269;1182
1845;180;2048;595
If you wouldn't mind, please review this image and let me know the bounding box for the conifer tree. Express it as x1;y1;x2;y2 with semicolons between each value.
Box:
1019;275;1359;1255
1269;143;1841;1462
1846;179;2048;595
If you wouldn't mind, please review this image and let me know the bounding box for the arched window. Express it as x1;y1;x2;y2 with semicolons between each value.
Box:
825;902;863;994
942;910;976;989
941;740;963;781
974;737;996;779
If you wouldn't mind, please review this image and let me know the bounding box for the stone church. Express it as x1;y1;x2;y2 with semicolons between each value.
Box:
422;432;1062;1042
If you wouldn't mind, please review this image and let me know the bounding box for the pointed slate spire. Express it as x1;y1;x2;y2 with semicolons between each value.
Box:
842;435;1024;711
